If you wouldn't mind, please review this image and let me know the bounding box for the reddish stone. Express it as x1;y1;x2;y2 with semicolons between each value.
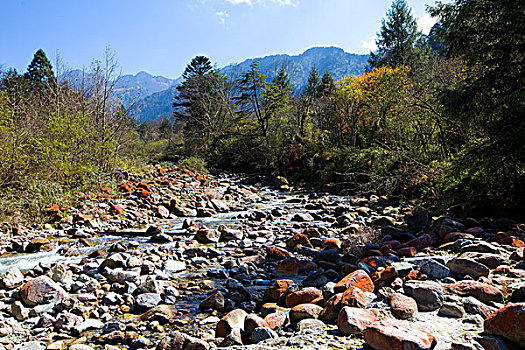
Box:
406;270;427;281
275;259;302;276
334;269;374;294
484;303;525;347
465;227;484;235
244;314;270;335
266;246;293;260
285;287;323;308
498;236;525;248
260;303;287;317
390;293;418;319
443;232;466;243
118;183;133;194
319;293;343;322
340;286;371;308
446;281;503;303
48;204;60;212
381;240;401;253
337;307;379;335
20;276;68;307
137;182;151;191
101;187;113;195
322;238;342;251
364;320;437;350
397;246;417;257
304;261;318;272
264;311;287;330
397;234;434;251
109;204;124;215
289;304;323;323
287;233;313;250
264;280;296;301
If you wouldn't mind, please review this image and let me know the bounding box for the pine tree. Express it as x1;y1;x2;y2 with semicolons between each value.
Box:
304;66;321;98
24;49;56;94
368;0;421;69
320;70;335;96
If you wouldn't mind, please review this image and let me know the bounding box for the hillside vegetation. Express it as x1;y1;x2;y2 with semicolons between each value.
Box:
0;0;523;223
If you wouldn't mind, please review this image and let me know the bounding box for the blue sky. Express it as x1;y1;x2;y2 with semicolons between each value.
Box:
0;0;438;78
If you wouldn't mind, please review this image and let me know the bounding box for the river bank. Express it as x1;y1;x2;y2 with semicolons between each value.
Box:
0;165;524;350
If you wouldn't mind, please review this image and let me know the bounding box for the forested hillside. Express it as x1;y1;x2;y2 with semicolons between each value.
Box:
0;0;523;222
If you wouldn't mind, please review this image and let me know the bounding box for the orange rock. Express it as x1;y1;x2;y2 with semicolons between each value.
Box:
275;258;302;276
446;281;503;303
484;303;525;347
390;293;418;319
285;287;323;308
397;246;417;257
264;281;296;301
337;307;379;335
340;286;371;308
334;269;374;293
364;320;437;350
264;311;287;330
261;303;288;317
287;233;312;250
319;293;343;322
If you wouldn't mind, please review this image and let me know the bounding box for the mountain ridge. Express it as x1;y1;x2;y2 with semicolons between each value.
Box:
126;46;369;122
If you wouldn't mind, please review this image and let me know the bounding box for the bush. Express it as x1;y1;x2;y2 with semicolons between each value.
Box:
178;156;208;174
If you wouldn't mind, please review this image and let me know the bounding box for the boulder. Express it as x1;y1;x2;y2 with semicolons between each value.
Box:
334;269;374;293
484;303;525;347
403;280;444;311
19;276;68;307
364;320;437;350
337;307;379;335
0;267;24;289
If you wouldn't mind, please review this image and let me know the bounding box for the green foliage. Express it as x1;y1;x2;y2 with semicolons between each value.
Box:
178;156;208;174
369;0;424;69
24;49;57;95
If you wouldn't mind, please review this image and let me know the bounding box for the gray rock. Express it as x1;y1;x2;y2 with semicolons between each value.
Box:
73;319;105;335
447;258;490;278
292;213;315;222
0;267;24;289
14;342;45;350
194;229;220;243
419;260;450;280
251;327;278;343
135;293;161;309
462;297;494;319
296;319;326;331
102;267;140;284
11;301;29;321
163;260;186;273
438;302;465;318
403;280;444;311
199;291;224;311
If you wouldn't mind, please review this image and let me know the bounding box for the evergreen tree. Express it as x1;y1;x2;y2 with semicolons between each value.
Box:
304;66;321;98
320;70;335;96
368;0;421;68
24;49;56;94
174;56;233;154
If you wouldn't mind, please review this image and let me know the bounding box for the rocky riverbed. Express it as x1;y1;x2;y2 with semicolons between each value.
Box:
0;166;524;350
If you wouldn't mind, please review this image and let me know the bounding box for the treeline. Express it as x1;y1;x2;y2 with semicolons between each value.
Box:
0;48;146;221
171;0;524;218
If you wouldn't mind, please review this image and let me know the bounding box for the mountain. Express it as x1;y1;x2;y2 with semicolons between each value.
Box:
114;71;180;107
127;47;369;123
221;46;369;91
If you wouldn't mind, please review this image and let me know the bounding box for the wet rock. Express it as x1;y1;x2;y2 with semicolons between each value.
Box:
150;233;173;243
170;202;197;217
163;260;186;273
251;327;278;343
364;320;437;350
289;304;323;323
292;213;315;222
139;304;174;322
0;267;24;289
199;291;224;311
389;293;417;319
215;309;247;338
194;229;220;243
334;269;374;293
447;258;490;278
403;280;444;311
219;227;243;241
337;307;379;335
20;276;68;306
484;303;525;347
